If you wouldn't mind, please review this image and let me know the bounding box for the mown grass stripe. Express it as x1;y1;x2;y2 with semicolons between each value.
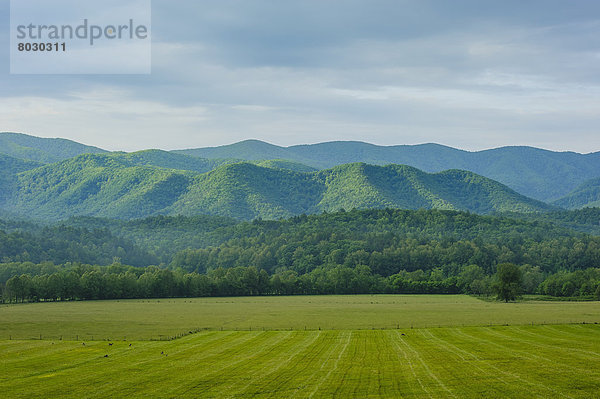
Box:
205;331;309;397
173;331;294;397
426;328;560;398
541;324;600;342
307;330;353;398
22;332;268;399
453;328;578;399
395;330;458;398
259;330;341;398
481;327;600;376
228;331;322;398
419;329;511;397
388;330;430;398
510;326;600;359
373;331;410;398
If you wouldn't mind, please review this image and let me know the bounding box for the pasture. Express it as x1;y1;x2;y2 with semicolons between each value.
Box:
1;295;599;340
1;295;600;398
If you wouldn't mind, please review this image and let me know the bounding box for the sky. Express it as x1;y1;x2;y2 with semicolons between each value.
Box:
1;0;600;153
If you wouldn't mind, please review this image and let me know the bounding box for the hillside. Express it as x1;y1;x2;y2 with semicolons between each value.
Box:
0;154;43;204
175;140;600;201
5;154;197;220
165;163;323;219
0;153;42;173
0;222;156;266
0;208;593;272
1;154;552;220
500;208;600;235
0;132;107;163
251;159;317;173
4;133;598;202
99;150;235;173
315;164;552;215
553;178;600;209
59;208;592;263
175;139;293;161
167;162;552;220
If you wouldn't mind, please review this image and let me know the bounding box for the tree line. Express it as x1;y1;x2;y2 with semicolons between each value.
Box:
1;261;599;303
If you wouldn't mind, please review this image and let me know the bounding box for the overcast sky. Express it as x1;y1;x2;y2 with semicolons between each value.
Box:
1;0;599;152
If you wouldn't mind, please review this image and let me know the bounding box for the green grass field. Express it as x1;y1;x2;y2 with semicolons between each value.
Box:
1;295;599;340
1;295;600;398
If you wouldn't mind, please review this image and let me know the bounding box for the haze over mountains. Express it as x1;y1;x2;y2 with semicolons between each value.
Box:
0;132;598;220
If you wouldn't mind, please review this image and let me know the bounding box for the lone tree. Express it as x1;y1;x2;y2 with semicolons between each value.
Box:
495;263;522;302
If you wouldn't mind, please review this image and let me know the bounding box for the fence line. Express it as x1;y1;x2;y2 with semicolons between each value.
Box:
3;320;599;342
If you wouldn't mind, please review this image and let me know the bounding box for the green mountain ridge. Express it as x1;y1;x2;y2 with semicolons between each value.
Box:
0;154;44;205
2;133;595;215
175;140;600;201
553;177;600;209
251;159;317;173
1;152;553;220
0;132;107;163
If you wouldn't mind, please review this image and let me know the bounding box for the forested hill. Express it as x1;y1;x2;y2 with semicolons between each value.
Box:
553;177;600;209
0;132;107;163
1;152;552;220
3;133;599;204
498;208;600;236
0;153;42;173
175;140;600;201
166;208;600;276
0;222;156;266
0;154;43;204
44;208;598;264
101;150;316;173
2;209;599;285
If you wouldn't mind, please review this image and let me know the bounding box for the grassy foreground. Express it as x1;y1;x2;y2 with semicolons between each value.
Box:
1;325;600;398
1;295;600;340
2;295;600;398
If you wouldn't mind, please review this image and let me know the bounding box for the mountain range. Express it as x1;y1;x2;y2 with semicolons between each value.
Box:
0;132;598;220
175;140;600;202
1;151;551;220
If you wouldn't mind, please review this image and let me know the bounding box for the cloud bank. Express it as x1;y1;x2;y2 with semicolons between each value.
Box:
1;0;599;152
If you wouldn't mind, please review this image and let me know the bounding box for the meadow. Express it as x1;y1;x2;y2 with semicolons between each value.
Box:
1;295;600;398
1;295;599;340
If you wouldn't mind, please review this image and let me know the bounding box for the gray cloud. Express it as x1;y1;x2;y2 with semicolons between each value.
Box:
1;0;599;152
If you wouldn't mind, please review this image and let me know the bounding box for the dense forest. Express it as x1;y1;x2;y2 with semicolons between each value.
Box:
0;222;156;266
1;208;600;302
